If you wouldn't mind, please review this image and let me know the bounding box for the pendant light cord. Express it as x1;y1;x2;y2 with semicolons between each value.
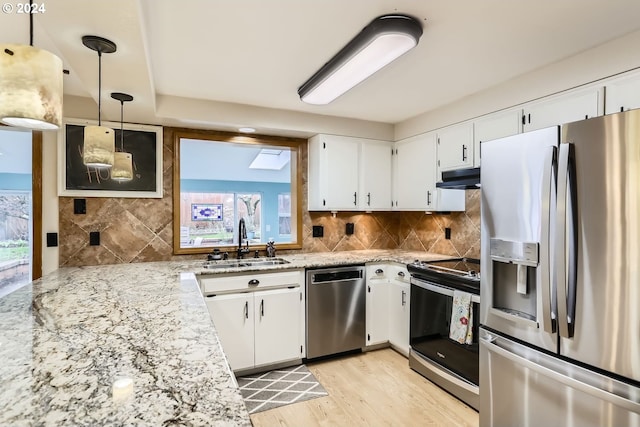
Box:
120;100;124;152
98;51;102;125
29;0;33;46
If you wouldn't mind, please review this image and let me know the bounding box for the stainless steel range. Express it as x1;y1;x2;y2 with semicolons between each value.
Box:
407;258;480;410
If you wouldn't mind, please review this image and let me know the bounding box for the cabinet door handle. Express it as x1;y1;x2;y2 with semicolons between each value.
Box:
353;192;357;206
427;190;431;206
244;301;249;319
248;279;259;286
367;192;371;206
401;290;407;306
260;299;264;317
462;144;468;162
397;271;405;278
375;268;384;274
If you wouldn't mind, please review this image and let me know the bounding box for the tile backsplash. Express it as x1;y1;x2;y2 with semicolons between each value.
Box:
58;130;480;267
300;190;480;259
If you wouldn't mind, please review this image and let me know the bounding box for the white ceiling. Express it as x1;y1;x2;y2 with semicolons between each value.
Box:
2;0;640;130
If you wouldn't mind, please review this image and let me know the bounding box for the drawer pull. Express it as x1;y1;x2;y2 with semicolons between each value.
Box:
397;271;405;278
248;279;260;286
375;269;384;274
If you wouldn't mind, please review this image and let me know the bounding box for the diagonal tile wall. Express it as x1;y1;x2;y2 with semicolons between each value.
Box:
300;190;480;259
58;129;480;266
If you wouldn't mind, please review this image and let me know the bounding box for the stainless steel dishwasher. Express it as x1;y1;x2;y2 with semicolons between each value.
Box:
306;265;366;359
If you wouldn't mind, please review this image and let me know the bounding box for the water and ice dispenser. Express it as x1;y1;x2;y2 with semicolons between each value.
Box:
490;238;539;323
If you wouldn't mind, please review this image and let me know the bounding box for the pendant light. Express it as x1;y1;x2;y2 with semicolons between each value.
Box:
110;92;133;182
0;0;63;130
82;35;116;168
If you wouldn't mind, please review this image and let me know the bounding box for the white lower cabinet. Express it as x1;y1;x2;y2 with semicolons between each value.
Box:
366;264;389;346
201;270;304;372
253;288;302;367
365;263;410;357
388;266;410;357
205;293;255;371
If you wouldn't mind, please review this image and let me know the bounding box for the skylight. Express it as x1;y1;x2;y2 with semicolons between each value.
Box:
249;149;290;170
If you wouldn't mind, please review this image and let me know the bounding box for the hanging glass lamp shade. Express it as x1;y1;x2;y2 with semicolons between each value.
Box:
83;125;114;168
112;152;133;181
0;44;63;130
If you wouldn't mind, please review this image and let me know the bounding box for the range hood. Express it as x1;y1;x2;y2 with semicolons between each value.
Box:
436;167;481;189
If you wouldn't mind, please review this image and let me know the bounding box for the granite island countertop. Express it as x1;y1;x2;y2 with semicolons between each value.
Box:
0;249;450;426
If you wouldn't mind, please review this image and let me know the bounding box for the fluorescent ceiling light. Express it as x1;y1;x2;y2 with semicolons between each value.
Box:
249;149;290;170
298;14;423;105
238;127;256;133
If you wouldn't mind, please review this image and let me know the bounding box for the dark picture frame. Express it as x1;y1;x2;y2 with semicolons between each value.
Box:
58;118;163;198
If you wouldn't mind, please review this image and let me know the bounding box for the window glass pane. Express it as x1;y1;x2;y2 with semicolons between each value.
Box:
177;137;298;251
0;128;32;297
278;193;291;236
237;193;261;242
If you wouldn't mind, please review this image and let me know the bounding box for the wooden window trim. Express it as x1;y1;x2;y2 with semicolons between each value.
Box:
170;127;304;255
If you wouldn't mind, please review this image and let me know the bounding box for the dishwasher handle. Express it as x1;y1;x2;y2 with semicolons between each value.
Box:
309;269;364;284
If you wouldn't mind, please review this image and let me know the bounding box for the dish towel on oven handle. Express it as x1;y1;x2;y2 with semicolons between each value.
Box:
449;290;473;345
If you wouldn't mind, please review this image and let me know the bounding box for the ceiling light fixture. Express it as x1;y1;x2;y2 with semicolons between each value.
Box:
82;35;116;168
298;14;423;105
0;0;63;130
238;127;256;133
110;92;133;182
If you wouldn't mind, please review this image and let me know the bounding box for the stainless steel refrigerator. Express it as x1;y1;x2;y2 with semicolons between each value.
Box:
480;109;640;427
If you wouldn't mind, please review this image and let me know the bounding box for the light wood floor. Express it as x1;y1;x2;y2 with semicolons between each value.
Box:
250;348;479;427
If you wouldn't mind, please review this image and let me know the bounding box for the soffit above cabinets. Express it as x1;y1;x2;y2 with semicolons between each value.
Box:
3;0;640;129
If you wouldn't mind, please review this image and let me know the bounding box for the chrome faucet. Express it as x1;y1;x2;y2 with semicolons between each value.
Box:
237;218;250;259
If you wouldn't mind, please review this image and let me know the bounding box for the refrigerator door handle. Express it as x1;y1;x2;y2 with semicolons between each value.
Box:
482;336;640;414
540;145;557;334
556;143;578;339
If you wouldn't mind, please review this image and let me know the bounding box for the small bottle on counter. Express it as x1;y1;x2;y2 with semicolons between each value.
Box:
266;239;276;258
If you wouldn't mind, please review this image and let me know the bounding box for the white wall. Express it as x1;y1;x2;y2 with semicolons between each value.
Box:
41;131;59;275
61;94;396;141
395;29;640;140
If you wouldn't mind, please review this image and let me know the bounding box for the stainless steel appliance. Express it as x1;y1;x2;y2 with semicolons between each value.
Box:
305;265;366;359
407;258;481;410
480;110;640;427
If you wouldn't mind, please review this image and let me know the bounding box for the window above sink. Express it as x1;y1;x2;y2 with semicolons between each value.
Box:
172;130;304;255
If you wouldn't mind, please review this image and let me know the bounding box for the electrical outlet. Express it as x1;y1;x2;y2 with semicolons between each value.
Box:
89;231;100;246
312;225;324;237
46;232;58;247
445;227;451;239
74;198;86;215
346;223;355;235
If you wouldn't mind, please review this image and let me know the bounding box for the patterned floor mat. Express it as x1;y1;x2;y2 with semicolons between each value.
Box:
236;364;328;414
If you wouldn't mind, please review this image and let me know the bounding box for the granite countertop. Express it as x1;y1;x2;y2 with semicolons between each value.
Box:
0;250;448;426
196;249;451;275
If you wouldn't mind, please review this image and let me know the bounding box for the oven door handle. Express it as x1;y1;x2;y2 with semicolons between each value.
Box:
411;279;480;304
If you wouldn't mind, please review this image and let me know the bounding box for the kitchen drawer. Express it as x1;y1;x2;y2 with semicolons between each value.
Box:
389;264;410;284
366;263;390;281
199;270;301;295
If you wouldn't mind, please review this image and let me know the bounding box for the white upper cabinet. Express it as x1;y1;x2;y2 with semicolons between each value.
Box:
308;134;391;211
308;134;359;210
522;87;602;132
393;133;434;210
436;122;474;174
604;71;640;114
359;139;392;210
473;109;523;166
393;132;464;212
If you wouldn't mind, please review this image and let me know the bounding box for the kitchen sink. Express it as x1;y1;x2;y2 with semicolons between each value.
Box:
203;257;290;269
